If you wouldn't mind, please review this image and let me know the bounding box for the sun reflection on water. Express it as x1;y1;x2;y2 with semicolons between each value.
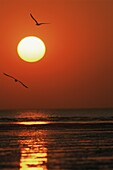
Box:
20;145;47;170
18;121;49;125
18;126;48;170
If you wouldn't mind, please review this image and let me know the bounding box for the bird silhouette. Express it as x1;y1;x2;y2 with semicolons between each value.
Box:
30;13;50;26
3;73;28;88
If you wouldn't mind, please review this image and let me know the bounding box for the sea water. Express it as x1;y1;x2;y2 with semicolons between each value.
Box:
0;109;113;170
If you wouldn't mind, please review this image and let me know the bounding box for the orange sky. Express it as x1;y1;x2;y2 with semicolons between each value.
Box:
0;0;113;109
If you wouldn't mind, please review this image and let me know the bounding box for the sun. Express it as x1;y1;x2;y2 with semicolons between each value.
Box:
17;36;46;62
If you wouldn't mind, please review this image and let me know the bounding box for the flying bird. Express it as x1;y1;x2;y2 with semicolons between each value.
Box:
30;13;50;26
3;73;28;88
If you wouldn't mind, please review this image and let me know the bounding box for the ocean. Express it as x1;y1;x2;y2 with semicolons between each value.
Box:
0;109;113;170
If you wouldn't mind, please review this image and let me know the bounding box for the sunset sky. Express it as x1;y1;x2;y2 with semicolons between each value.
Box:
0;0;113;109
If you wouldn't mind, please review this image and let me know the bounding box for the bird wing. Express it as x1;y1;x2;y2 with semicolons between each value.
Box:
40;22;50;25
18;80;28;88
3;73;15;79
3;73;28;88
30;13;38;24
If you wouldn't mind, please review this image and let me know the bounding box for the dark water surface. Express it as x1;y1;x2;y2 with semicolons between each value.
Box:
0;109;113;170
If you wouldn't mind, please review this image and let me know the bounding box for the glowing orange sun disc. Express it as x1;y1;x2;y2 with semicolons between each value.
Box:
17;36;46;62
